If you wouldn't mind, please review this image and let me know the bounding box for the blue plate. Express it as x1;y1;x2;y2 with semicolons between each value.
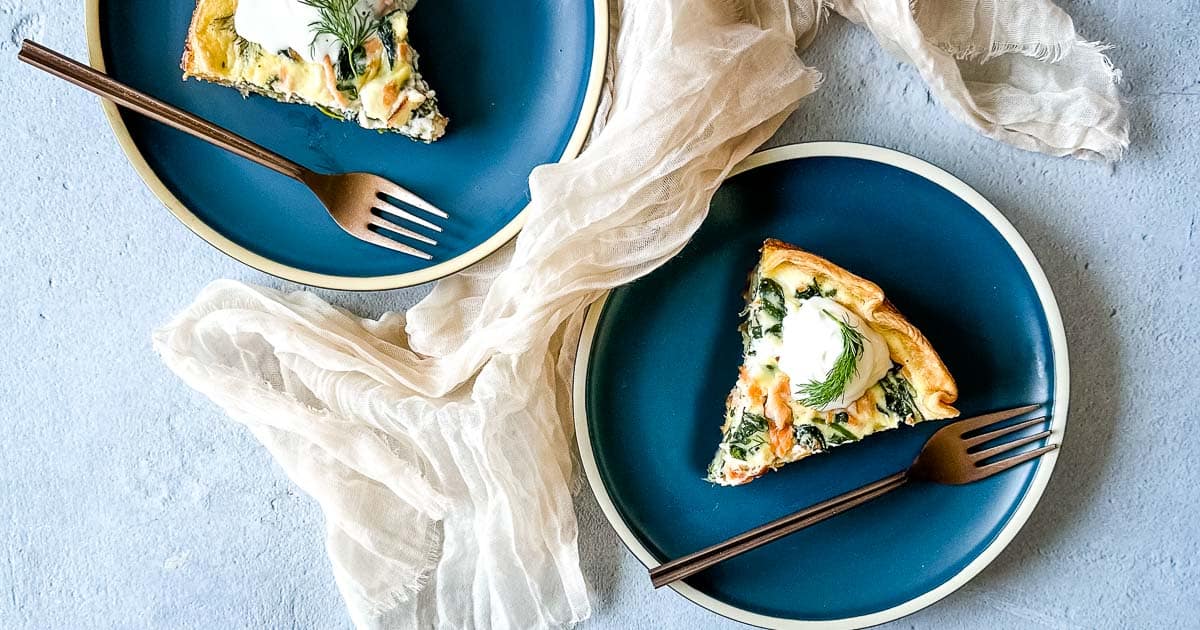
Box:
86;0;607;289
574;143;1068;627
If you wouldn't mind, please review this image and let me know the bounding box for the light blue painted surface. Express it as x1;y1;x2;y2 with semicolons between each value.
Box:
1;1;1197;628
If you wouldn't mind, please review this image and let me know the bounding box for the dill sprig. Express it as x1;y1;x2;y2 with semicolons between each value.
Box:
299;0;376;57
796;310;865;408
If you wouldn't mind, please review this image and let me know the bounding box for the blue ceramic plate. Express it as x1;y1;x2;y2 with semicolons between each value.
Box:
86;0;607;289
574;143;1068;628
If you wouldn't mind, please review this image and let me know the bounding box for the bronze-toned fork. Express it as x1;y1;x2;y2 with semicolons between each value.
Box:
17;40;446;260
650;404;1057;588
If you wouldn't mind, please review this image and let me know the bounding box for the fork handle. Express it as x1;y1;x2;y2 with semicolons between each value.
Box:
18;40;308;182
649;471;909;588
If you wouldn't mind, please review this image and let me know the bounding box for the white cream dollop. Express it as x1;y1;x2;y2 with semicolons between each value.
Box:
234;0;379;64
776;296;891;411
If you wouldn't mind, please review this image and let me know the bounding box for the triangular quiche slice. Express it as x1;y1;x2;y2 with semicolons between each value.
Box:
707;239;959;486
182;0;447;142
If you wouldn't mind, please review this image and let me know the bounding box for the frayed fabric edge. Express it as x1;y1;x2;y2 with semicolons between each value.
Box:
937;39;1073;64
336;518;446;621
930;37;1128;161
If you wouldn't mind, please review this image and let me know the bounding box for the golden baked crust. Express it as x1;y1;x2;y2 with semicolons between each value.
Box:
758;239;959;420
707;239;959;486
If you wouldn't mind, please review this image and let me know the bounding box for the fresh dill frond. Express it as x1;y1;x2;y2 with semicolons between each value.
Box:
796;310;865;408
299;0;376;58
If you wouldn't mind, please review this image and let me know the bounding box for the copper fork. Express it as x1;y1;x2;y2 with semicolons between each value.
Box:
650;404;1058;588
18;40;446;260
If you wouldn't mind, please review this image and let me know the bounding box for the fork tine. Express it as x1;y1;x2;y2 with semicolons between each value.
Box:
370;215;438;246
952;404;1041;435
974;443;1059;478
355;228;433;260
971;430;1053;462
964;415;1048;448
375;199;443;232
377;182;449;219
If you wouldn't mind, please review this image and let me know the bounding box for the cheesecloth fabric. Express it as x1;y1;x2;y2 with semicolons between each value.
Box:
153;0;1127;627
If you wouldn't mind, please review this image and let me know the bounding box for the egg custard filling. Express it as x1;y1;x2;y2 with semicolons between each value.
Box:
708;240;960;486
181;0;447;142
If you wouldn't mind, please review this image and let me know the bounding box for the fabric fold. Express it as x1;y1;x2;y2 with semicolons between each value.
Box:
155;0;1127;627
830;0;1127;160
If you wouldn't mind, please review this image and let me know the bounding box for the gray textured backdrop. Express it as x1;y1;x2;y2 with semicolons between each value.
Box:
2;0;1197;628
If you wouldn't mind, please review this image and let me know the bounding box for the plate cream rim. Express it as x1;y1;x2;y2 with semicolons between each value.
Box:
85;0;610;291
572;141;1069;629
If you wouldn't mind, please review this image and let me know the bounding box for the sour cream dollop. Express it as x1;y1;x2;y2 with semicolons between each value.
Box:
776;296;891;411
234;0;379;64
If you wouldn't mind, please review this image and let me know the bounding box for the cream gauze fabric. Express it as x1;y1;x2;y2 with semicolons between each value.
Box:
154;0;1127;628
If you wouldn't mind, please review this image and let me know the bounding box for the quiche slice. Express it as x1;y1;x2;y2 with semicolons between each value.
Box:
181;0;447;142
708;240;959;486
